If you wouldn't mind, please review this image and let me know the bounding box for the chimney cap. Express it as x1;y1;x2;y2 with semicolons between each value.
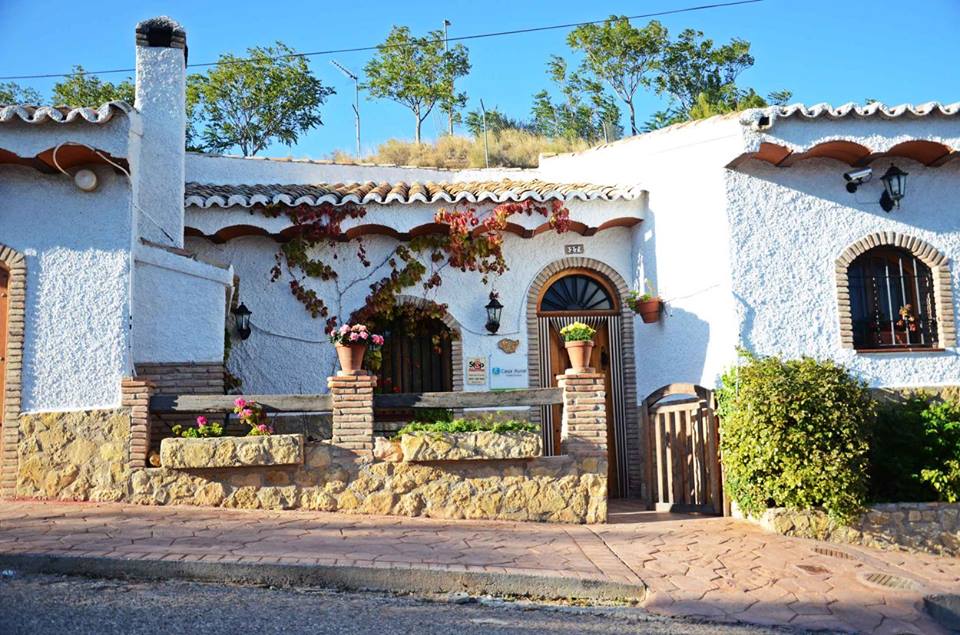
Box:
135;16;187;51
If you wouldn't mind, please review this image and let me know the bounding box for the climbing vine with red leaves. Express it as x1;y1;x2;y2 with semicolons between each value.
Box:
263;198;571;338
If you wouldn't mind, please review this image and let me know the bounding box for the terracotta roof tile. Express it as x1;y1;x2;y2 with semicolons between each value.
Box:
742;101;960;130
185;179;641;208
0;101;132;125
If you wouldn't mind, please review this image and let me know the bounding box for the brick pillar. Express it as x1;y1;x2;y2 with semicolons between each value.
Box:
557;371;607;461
327;372;376;452
122;377;154;469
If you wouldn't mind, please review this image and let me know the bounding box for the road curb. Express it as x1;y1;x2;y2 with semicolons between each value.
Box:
0;553;645;602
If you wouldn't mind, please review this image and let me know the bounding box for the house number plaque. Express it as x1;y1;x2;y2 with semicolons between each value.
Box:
565;244;585;255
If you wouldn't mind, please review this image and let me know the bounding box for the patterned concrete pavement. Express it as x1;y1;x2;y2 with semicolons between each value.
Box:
0;499;957;633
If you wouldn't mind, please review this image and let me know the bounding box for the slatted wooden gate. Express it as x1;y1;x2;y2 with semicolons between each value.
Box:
642;384;722;514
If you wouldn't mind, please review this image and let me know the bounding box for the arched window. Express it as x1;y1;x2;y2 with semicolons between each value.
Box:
848;247;938;350
540;274;615;312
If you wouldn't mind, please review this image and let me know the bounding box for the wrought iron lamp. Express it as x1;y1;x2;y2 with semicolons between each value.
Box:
484;292;503;334
232;302;252;340
879;165;908;212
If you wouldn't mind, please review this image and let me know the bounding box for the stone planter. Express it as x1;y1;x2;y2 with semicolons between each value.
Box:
160;434;304;469
400;431;542;462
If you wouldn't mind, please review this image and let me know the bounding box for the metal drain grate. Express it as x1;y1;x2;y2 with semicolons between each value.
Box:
860;572;920;591
812;546;855;560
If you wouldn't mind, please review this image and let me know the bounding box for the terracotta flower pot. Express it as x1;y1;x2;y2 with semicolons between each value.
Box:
565;340;595;371
638;298;662;323
335;342;367;373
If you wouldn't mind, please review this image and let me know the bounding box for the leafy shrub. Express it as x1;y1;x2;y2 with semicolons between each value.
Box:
717;352;875;522
869;393;939;502
395;416;538;438
870;393;960;503
917;399;960;501
559;321;596;342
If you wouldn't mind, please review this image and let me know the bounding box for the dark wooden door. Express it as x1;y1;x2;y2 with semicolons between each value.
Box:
547;322;620;497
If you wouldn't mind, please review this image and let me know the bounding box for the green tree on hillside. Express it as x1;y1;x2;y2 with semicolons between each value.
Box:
187;42;334;156
0;81;42;105
645;28;791;129
51;65;135;107
565;16;667;136
531;56;622;141
463;107;532;137
364;26;471;143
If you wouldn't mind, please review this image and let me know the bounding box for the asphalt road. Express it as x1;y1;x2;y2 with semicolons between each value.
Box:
0;573;790;635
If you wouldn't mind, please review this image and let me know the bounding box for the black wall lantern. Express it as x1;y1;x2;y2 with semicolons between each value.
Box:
484;292;503;334
232;302;252;340
879;165;908;212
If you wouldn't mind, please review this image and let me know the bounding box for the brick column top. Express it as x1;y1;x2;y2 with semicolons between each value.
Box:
327;373;376;453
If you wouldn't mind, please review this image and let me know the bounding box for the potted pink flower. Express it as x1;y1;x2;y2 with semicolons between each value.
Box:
328;323;385;373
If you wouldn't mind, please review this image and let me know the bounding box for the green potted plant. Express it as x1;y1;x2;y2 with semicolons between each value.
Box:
559;321;597;371
328;322;384;373
626;280;663;324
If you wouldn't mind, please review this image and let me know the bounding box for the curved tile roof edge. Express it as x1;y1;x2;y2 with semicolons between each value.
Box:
185;180;643;209
0;101;133;125
741;102;960;129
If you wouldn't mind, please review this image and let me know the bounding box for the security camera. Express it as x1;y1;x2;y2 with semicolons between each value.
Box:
843;167;873;193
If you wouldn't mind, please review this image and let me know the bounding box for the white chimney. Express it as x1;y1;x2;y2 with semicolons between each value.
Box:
131;16;187;246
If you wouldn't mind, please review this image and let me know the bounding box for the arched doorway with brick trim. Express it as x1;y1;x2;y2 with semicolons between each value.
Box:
526;257;639;499
0;245;26;498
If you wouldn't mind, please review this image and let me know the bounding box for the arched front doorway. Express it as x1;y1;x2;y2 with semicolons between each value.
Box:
535;267;628;498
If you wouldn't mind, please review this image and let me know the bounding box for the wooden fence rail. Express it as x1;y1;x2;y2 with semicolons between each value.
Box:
149;387;564;414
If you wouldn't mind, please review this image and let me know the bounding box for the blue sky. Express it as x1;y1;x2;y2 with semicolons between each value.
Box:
2;0;958;158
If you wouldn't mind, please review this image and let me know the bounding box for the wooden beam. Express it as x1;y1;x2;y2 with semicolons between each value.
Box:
373;387;563;409
149;387;564;414
150;394;333;413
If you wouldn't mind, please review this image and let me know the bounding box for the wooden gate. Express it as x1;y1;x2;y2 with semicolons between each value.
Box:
642;384;722;514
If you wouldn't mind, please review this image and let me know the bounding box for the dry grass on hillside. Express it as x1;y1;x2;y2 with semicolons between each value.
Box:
332;130;594;169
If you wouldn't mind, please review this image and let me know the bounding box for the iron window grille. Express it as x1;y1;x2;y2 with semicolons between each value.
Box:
848;247;938;350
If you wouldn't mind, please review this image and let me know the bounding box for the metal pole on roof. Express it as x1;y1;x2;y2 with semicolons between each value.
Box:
331;59;361;159
444;19;453;136
480;99;489;168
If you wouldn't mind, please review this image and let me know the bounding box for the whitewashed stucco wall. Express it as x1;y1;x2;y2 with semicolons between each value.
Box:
538;117;746;400
131;244;231;364
728;157;960;387
186;227;634;395
0;166;131;411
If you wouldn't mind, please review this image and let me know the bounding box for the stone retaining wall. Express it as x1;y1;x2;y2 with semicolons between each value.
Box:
400;431;542;462
11;370;609;524
160;434;304;469
740;503;960;557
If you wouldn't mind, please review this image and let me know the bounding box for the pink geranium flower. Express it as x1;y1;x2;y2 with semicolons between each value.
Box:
371;334;384;346
196;415;207;427
339;324;350;335
257;424;268;432
234;398;247;409
349;332;360;341
359;330;368;340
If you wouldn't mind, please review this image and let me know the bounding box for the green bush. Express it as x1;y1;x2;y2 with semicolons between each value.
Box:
717;352;875;522
869;393;938;502
870;393;960;503
395;417;538;438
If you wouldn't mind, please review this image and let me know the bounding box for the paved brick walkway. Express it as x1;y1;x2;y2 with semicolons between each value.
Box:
0;500;957;634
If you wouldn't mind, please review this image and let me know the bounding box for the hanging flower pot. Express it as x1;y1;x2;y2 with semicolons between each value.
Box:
559;322;596;371
626;282;663;324
636;298;662;323
328;323;384;373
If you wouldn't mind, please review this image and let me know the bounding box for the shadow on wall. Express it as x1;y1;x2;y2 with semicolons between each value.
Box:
634;208;657;292
732;290;757;353
739;157;959;233
636;305;711;396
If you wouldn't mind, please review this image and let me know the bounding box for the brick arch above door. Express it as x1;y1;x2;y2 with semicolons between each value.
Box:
524;257;641;497
0;244;27;498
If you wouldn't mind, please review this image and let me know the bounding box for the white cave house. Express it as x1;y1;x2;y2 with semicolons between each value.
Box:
1;16;959;508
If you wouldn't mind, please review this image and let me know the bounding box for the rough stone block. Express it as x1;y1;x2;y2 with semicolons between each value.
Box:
400;431;542;462
160;434;304;469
